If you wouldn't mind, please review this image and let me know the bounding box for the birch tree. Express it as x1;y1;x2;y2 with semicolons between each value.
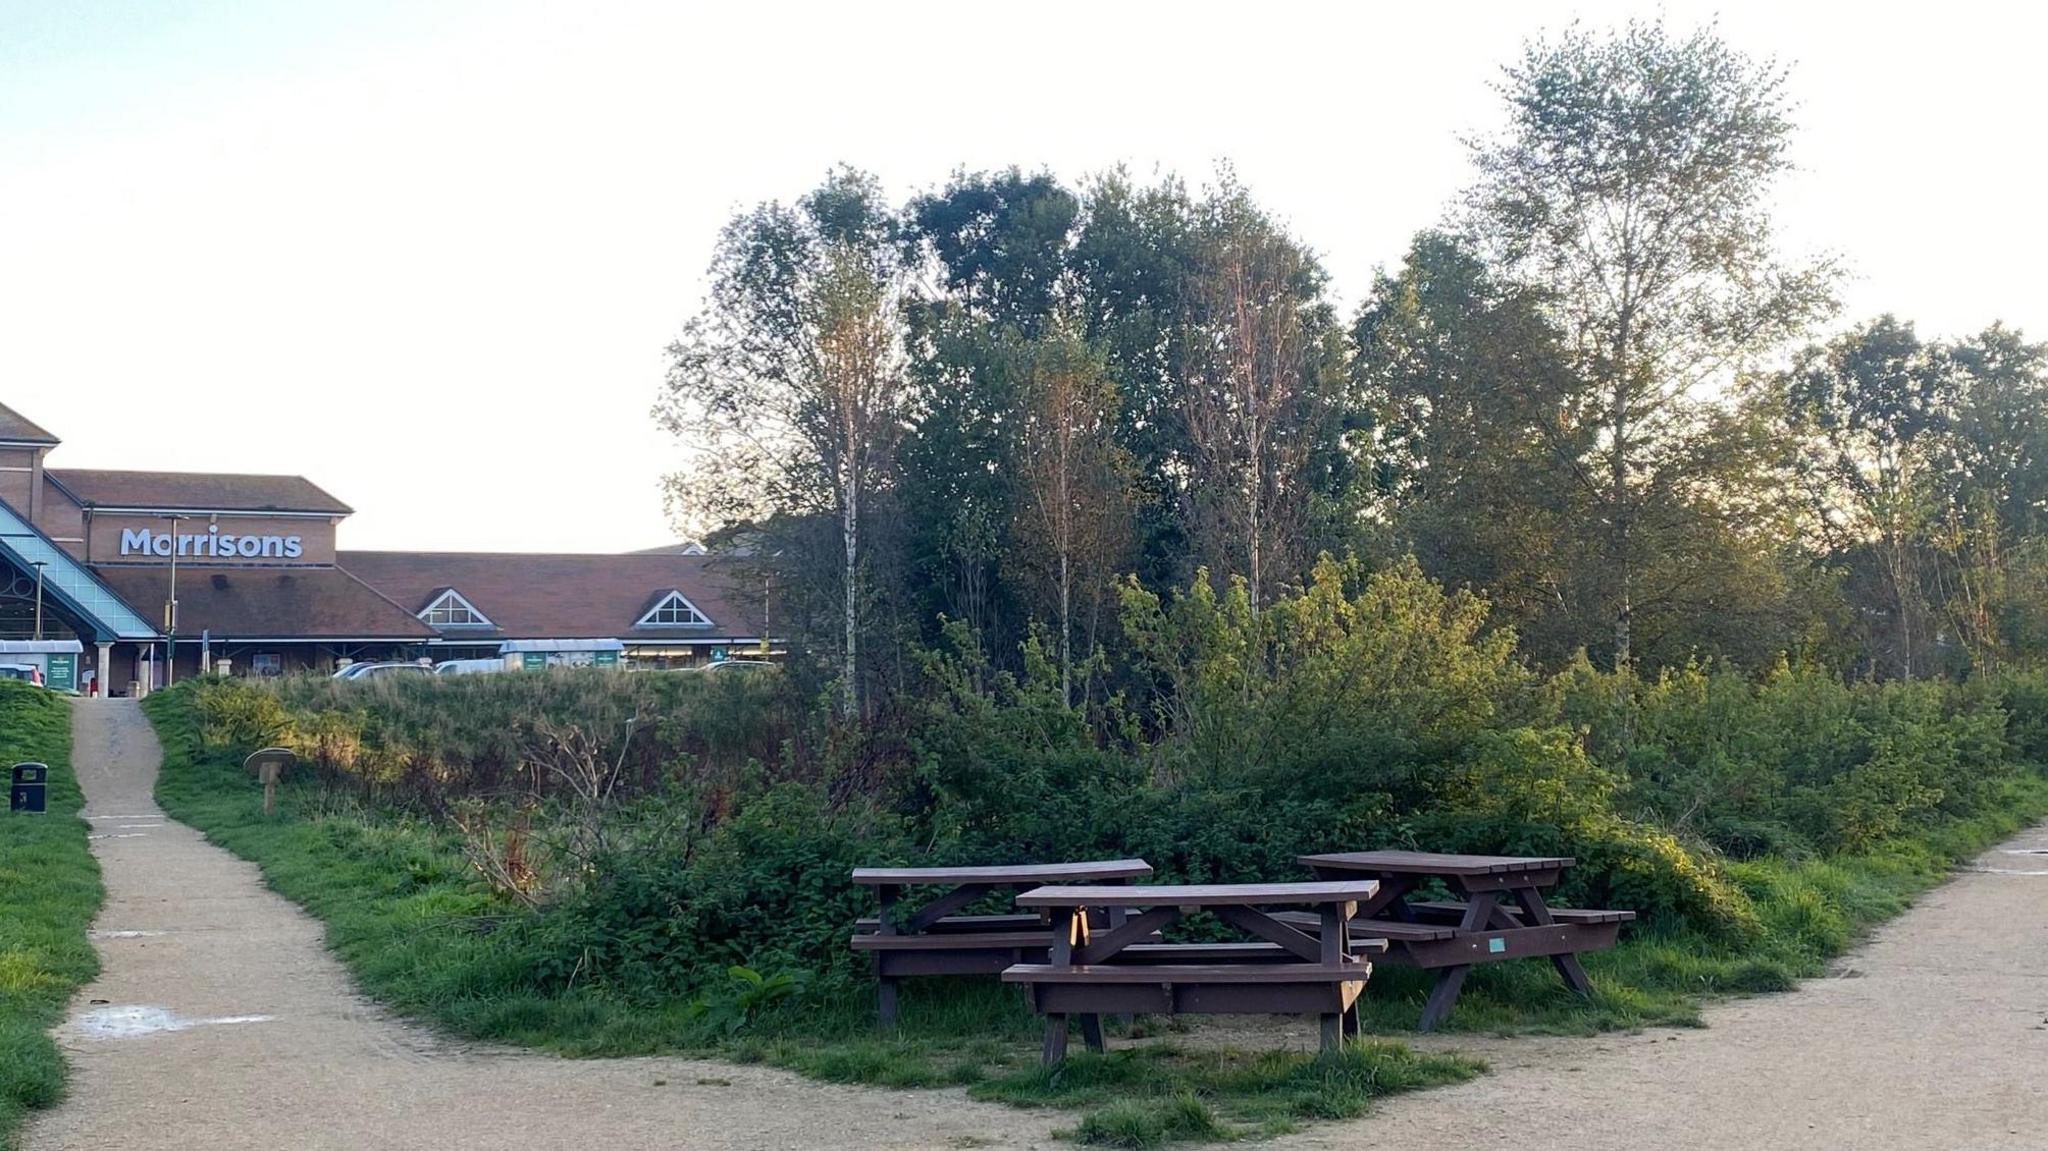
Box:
1014;323;1131;705
1466;19;1836;673
657;169;907;719
1182;181;1340;611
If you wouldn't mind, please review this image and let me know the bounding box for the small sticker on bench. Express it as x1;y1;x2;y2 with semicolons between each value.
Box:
1488;937;1507;954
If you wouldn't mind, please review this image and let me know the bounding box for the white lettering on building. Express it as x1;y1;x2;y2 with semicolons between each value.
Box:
117;527;305;560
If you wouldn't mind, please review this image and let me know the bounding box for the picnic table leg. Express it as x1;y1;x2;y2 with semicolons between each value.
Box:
1078;1013;1106;1053
1511;887;1597;998
878;978;899;1028
1416;891;1498;1032
1104;889;1134;1031
1318;903;1349;1054
1075;906;1106;1051
876;885;900;1027
1043;1015;1069;1064
1417;967;1469;1032
1043;908;1078;1065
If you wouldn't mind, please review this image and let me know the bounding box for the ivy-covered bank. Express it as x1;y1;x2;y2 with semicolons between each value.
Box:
0;685;100;1149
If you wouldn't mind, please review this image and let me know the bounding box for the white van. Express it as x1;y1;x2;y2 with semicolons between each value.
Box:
434;658;509;676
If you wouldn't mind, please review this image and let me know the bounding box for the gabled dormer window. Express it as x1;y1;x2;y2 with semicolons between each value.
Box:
636;589;712;627
421;589;492;627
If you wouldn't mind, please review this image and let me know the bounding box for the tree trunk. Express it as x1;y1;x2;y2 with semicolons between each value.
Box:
841;468;860;721
1058;547;1072;708
1610;365;1632;675
1888;532;1914;681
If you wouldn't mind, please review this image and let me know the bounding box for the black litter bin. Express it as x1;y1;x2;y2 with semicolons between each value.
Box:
9;762;47;813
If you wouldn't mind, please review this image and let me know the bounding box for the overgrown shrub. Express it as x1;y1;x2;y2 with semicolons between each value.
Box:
167;554;2048;1003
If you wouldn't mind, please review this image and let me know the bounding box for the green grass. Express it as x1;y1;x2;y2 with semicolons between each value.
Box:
138;685;2048;1143
0;683;102;1149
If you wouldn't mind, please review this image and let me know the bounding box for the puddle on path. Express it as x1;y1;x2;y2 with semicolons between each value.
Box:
71;1005;276;1039
89;930;168;939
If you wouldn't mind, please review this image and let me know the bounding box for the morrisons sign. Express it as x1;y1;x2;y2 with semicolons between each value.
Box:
119;527;304;560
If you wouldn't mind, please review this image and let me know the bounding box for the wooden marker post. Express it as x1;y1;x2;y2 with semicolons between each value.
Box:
243;748;296;817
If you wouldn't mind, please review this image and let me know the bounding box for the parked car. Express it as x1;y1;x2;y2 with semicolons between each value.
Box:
0;663;45;686
332;661;432;681
696;659;775;674
434;658;507;676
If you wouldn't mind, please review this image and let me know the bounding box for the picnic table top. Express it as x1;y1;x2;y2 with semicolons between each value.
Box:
1300;850;1576;876
1016;880;1380;908
850;859;1154;886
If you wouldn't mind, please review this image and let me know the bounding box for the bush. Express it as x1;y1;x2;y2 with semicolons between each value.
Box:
156;553;2048;1026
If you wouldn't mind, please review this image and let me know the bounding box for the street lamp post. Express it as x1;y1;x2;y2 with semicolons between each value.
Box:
163;514;187;687
30;560;46;642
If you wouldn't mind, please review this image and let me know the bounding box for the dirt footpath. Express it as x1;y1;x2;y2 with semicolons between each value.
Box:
29;699;2048;1150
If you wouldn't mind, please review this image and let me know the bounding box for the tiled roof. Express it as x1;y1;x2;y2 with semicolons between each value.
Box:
337;551;767;641
0;401;58;445
89;565;435;640
48;470;352;515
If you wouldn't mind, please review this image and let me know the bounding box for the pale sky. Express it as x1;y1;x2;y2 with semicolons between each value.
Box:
3;1;2041;552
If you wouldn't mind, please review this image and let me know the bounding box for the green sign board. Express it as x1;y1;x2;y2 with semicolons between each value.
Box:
593;650;619;668
522;652;547;671
44;654;75;693
710;648;728;663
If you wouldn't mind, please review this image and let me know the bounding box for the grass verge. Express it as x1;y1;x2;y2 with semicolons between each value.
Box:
0;684;101;1150
141;686;2048;1143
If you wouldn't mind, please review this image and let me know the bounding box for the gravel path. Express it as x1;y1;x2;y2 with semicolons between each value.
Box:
27;698;2048;1149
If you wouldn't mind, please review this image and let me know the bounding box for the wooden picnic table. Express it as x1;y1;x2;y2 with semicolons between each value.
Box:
1297;850;1634;1030
1005;880;1382;1062
849;859;1153;1026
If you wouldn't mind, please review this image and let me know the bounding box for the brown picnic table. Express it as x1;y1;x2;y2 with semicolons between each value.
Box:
1004;880;1384;1063
849;859;1153;1026
1296;850;1635;1030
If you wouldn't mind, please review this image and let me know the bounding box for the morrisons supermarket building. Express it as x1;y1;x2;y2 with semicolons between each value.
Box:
0;400;772;693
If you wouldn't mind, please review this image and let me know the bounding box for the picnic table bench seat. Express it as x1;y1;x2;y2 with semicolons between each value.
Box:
1271;911;1457;942
1115;939;1387;964
1404;900;1637;926
851;930;1055;952
853;913;1045;934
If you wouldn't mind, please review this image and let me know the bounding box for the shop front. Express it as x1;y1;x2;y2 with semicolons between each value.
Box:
0;399;775;687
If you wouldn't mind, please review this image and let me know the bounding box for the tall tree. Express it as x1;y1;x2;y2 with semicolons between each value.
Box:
1466;18;1836;672
658;168;907;718
1780;316;1950;679
1013;322;1132;705
895;171;1080;655
1181;175;1350;610
1929;324;2048;671
1355;231;1592;657
1069;172;1203;592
